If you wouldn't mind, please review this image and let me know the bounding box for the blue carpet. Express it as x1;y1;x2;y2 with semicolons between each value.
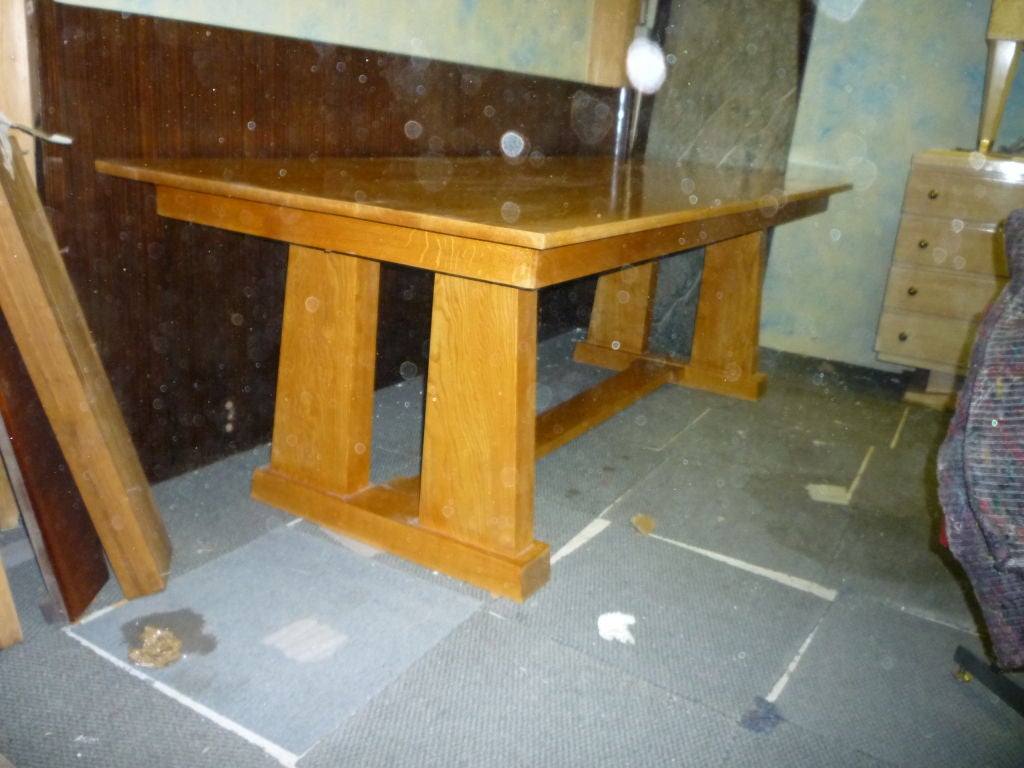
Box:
68;524;480;763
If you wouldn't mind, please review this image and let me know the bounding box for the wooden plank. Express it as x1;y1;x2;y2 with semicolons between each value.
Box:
0;310;109;621
267;246;379;496
153;186;542;290
0;136;169;598
0;413;69;623
536;360;674;458
0;553;21;648
0;463;16;531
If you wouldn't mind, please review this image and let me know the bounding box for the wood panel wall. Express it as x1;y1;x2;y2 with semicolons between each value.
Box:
30;1;616;480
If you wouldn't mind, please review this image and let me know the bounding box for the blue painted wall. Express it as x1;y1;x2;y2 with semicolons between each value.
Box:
764;0;1024;369
55;0;595;82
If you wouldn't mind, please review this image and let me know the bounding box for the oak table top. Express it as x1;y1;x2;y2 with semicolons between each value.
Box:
97;155;849;288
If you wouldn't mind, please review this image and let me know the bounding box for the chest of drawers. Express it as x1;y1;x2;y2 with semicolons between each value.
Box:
875;149;1019;383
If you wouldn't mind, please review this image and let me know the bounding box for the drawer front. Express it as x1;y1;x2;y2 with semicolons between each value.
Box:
893;214;1007;276
904;167;1024;222
882;264;1004;320
875;310;978;372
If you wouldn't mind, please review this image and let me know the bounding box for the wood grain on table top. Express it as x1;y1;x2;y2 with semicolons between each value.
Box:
96;155;849;250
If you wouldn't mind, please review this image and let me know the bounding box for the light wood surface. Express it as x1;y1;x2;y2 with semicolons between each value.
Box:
978;0;1024;153
876;312;980;374
877;149;1023;382
0;553;20;648
269;245;379;497
1;0;35;182
587;0;642;88
536;360;674;457
883;265;1003;321
585;263;659;357
687;231;769;398
0;137;170;599
989;0;1024;39
0;311;110;622
905;167;1024;222
251;467;551;601
98;156;848;253
892;214;1006;277
576;229;771;400
0;466;16;531
420;274;538;556
101;153;846;599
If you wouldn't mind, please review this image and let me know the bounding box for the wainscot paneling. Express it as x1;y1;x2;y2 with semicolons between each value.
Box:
31;1;616;479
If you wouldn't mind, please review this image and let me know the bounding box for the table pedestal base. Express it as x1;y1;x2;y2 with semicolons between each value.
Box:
253;227;772;600
252;356;686;600
252;468;551;601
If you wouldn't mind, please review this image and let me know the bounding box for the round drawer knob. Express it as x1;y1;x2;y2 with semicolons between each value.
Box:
928;189;939;199
898;332;909;341
918;239;929;249
907;286;918;296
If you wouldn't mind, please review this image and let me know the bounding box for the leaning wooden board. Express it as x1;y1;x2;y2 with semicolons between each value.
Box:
0;135;170;599
0;454;16;530
0;552;20;647
0;307;110;621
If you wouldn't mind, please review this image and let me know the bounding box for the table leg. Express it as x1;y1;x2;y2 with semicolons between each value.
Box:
684;230;767;399
261;245;379;496
580;262;659;358
252;262;549;601
575;232;767;400
420;274;547;567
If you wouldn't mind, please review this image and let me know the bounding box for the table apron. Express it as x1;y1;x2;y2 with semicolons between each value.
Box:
535;194;827;284
155;186;828;289
156;187;542;287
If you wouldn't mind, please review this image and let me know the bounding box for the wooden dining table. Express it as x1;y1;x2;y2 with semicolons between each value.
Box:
97;154;848;601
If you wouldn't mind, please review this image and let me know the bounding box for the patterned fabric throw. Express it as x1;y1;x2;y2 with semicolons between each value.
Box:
938;208;1024;670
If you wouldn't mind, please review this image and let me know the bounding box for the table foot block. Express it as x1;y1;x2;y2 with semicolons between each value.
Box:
251;467;550;601
671;365;765;401
573;341;765;401
573;340;648;372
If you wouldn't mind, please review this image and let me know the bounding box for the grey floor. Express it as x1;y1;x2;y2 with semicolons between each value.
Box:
2;330;1023;767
